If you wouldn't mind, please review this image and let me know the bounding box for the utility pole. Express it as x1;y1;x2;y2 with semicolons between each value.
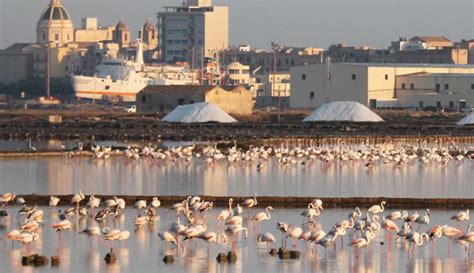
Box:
191;47;195;85
272;41;280;122
46;42;51;98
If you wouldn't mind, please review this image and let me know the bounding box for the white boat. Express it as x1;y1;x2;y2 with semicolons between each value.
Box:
72;40;198;102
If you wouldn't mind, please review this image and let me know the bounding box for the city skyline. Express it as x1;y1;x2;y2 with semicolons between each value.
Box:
0;0;473;50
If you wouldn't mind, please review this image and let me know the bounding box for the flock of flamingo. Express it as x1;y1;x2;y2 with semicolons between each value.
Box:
84;140;473;169
1;191;474;264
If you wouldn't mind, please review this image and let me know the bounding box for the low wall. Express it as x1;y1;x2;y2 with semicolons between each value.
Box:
11;194;474;209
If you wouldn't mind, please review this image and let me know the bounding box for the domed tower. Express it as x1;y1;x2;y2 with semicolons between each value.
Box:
113;19;130;49
140;18;158;50
36;0;74;45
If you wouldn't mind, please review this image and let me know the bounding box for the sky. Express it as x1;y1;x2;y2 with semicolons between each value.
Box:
0;0;473;50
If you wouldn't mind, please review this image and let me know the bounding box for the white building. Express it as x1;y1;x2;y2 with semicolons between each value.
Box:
157;0;228;65
290;63;474;110
255;73;291;107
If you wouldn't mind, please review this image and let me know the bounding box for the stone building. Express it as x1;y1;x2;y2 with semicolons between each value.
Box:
113;19;131;49
36;0;74;46
137;85;253;115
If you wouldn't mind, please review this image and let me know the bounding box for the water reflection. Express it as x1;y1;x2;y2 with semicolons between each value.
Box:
1;208;473;273
0;157;472;198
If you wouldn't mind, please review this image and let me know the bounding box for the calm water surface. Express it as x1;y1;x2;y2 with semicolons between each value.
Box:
0;157;472;198
0;207;473;273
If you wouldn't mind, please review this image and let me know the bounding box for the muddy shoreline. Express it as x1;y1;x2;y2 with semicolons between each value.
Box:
8;195;474;209
1;120;473;142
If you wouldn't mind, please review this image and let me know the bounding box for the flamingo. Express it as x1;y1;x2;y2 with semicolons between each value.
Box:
86;196;101;215
406;232;429;257
277;222;291;248
383;217;399;241
351;234;371;258
368;201;386;215
415;209;430;231
134;200;147;216
158;231;178;250
286;225;303;248
79;226;101;248
134;215;150;230
224;224;248;250
49;196;60;207
20;220;39;232
71;190;85;210
457;224;474;256
300;203;320;224
149;197;161;209
385;210;408;221
348;207;362;220
216;198;233;226
52;219;71;232
251;206;273;232
241;193;257;220
257;232;276;250
451;209;469;229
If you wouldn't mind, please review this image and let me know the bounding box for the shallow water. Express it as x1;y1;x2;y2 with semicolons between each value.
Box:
0;157;472;198
0;140;197;152
0;207;473;273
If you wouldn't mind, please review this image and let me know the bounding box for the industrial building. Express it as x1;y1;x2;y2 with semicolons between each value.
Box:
137;85;253;115
290;63;474;110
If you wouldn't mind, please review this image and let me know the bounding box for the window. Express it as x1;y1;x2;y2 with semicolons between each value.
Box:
436;101;441;108
352;74;356;80
67;34;70;41
401;83;406;89
310;91;315;99
445;84;449;90
418;101;423;108
105;86;110;90
302;74;306;80
124;34;128;42
42;32;46;41
54;33;59;41
436;84;440;92
65;66;68;71
449;101;454;108
410;83;414;90
142;95;146;103
385;74;388;80
471;84;474;90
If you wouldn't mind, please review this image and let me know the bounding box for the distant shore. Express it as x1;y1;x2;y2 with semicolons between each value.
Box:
0;108;472;141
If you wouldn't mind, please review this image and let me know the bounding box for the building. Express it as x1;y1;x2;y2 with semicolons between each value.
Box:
157;0;229;65
0;43;34;83
74;18;115;43
255;73;291;107
36;0;74;46
290;63;474;110
137;85;253;115
222;45;324;74
113;19;131;49
225;62;257;95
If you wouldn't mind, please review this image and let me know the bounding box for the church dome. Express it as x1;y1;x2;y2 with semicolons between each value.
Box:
39;0;71;21
36;0;74;45
115;19;128;31
143;18;155;31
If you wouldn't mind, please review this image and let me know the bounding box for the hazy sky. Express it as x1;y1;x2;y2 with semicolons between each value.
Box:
0;0;473;50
